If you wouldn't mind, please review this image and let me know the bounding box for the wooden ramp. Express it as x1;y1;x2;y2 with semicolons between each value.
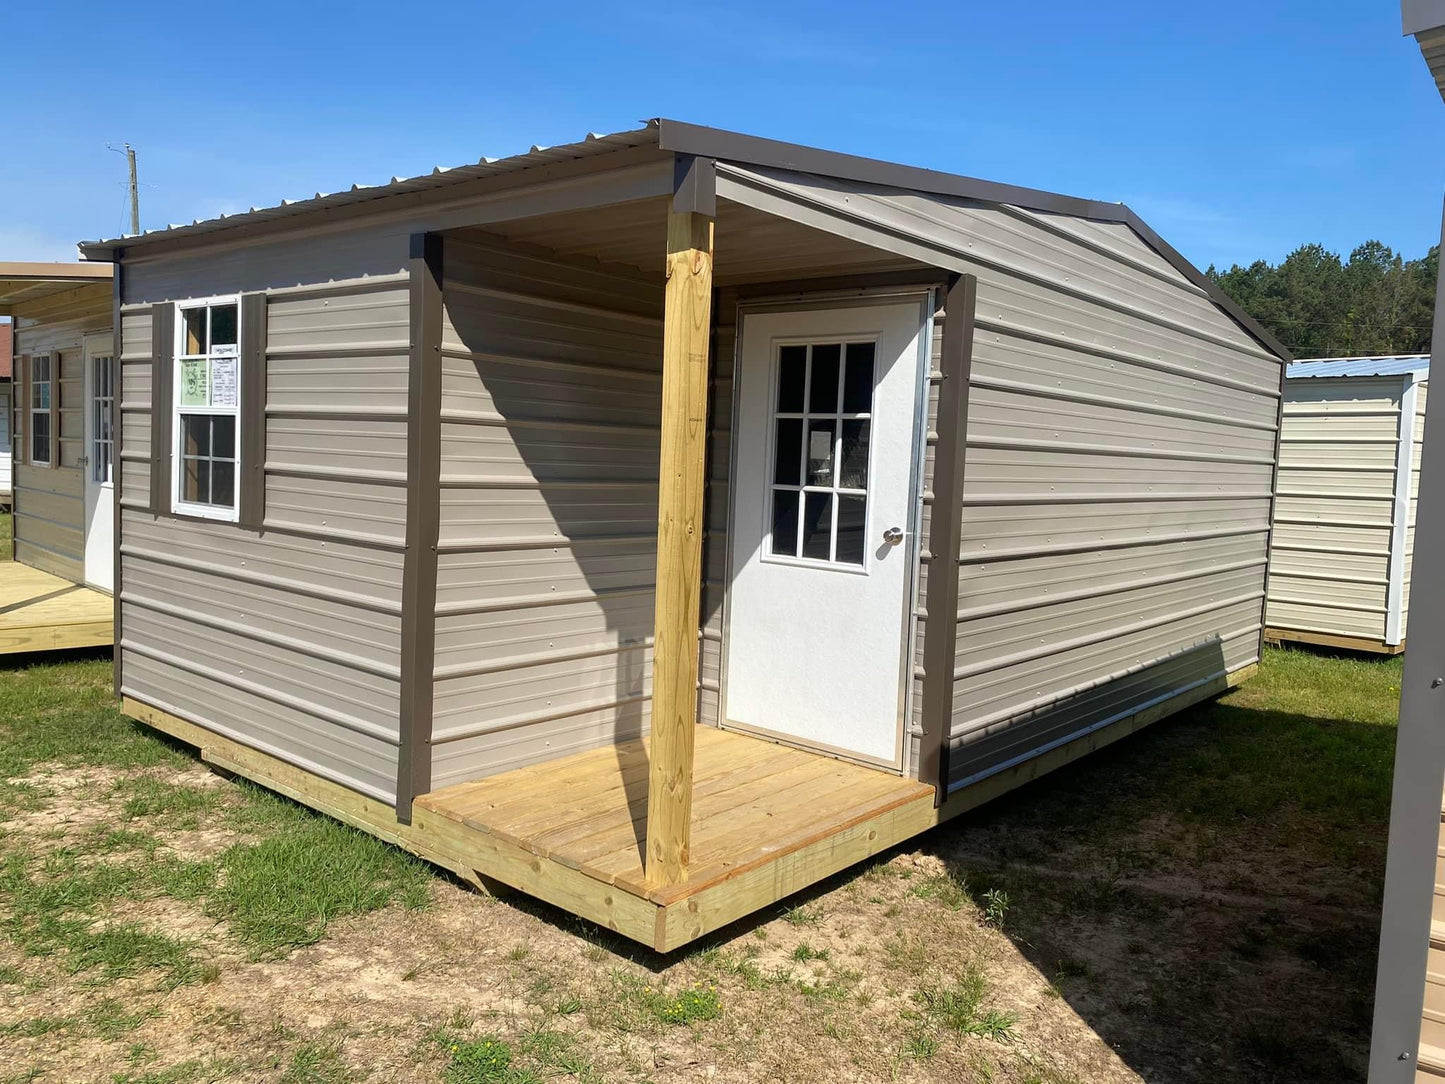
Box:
412;728;937;950
0;563;113;654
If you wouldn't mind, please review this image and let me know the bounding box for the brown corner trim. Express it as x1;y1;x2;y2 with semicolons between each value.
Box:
112;254;124;696
918;274;977;804
238;292;268;530
395;232;444;823
149;303;174;516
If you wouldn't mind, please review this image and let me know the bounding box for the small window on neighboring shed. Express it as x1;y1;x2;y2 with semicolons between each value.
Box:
30;355;52;466
172;297;240;521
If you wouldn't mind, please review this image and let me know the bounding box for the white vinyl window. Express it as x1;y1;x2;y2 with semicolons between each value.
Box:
173;297;240;520
30;354;52;466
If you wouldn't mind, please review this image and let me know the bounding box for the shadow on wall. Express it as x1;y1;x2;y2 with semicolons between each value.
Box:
441;232;669;866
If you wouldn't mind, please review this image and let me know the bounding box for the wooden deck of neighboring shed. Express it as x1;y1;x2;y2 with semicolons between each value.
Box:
0;563;112;654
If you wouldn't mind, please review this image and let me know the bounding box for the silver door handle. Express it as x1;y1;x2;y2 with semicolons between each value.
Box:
882;526;905;546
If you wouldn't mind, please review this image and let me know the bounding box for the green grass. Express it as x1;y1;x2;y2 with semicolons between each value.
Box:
911;967;1016;1042
207;814;431;957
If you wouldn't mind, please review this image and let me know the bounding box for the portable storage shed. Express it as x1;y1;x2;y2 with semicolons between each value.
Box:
0;264;116;652
78;120;1289;950
1265;355;1428;654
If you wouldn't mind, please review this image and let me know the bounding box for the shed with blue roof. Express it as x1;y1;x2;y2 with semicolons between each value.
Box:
1265;355;1430;653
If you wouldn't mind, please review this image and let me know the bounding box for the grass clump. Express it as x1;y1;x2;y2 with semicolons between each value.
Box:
913;966;1016;1042
117;776;220;827
206;813;431;956
280;1039;353;1084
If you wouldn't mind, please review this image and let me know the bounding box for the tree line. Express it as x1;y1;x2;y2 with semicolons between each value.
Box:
1206;242;1437;358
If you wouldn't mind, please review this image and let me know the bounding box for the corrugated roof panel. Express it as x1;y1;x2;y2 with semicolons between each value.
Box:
1287;355;1431;379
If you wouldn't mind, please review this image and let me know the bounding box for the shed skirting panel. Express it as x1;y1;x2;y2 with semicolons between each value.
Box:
428;234;665;790
117;276;410;804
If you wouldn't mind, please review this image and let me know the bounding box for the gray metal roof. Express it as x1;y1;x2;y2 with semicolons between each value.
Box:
1287;355;1431;379
73;117;1292;364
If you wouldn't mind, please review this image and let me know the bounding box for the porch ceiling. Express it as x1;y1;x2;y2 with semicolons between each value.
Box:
454;195;931;287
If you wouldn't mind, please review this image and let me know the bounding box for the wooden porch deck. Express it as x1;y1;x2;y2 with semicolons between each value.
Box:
0;563;113;654
411;728;936;950
121;663;1256;953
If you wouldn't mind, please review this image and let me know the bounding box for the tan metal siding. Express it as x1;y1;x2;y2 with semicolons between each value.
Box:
11;307;109;582
428;235;664;790
712;164;1279;787
1265;376;1404;643
118;274;409;804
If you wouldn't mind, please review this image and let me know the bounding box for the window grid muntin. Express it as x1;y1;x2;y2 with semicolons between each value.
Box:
92;355;114;484
173;297;241;520
767;339;875;567
30;354;52;466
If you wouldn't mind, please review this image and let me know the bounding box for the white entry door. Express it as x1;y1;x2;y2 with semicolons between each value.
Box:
724;301;927;767
83;333;115;592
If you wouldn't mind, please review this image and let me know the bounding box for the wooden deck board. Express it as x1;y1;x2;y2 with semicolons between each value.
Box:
0;564;112;654
417;729;934;906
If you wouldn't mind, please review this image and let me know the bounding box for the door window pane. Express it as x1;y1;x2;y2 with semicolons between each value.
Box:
802;492;833;560
771;490;799;556
836;495;867;566
808;344;841;413
765;337;882;568
843;342;875;414
777;346;806;412
773;419;802;486
806;420;835;485
839;420;870;490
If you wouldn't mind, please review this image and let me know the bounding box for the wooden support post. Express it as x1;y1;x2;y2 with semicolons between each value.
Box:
645;208;715;888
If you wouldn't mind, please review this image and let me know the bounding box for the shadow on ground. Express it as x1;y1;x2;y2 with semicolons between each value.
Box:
920;687;1395;1083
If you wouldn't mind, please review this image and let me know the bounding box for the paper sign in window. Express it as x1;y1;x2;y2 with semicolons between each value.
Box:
211;357;239;408
180;357;209;407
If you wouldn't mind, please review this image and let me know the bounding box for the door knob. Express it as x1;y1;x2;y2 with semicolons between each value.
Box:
882;526;905;546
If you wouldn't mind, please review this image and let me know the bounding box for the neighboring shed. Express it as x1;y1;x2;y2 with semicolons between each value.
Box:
77;119;1289;950
1265;354;1428;653
0;263;116;652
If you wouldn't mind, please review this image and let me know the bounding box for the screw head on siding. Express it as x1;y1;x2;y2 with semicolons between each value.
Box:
1433;678;1443;689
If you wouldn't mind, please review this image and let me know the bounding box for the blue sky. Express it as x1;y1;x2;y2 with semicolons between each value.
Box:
4;1;1443;273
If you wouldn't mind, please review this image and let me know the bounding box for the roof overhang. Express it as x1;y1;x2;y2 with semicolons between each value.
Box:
0;262;112;318
73;118;1291;363
1404;0;1445;102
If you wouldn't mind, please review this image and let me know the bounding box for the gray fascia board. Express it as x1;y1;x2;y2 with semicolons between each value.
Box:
661;119;1292;363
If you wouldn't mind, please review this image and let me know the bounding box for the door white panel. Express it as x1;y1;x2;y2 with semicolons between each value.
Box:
724;302;926;765
83;334;115;592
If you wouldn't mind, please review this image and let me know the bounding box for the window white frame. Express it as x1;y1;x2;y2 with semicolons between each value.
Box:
761;336;877;573
90;350;115;485
172;294;241;522
30;353;53;467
